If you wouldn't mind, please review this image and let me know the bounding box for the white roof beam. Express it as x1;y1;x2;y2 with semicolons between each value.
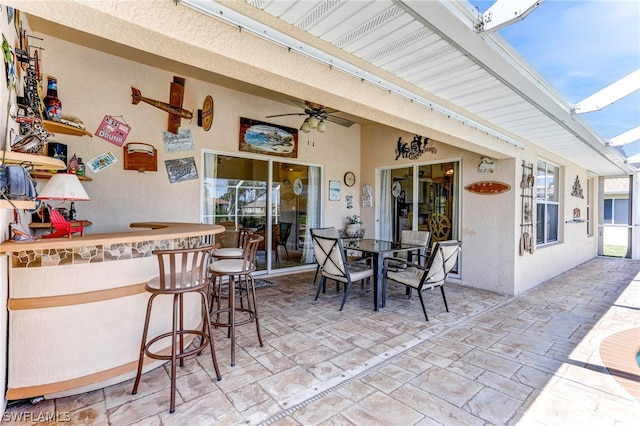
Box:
609;126;640;147
625;153;640;164
477;0;544;33
574;69;640;114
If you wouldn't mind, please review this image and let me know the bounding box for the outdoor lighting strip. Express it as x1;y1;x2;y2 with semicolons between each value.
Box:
179;0;525;149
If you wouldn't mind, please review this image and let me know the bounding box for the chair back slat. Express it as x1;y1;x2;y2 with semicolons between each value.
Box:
152;245;215;291
240;234;263;272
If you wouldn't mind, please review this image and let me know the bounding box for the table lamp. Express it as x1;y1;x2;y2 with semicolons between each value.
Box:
37;173;90;220
37;173;90;201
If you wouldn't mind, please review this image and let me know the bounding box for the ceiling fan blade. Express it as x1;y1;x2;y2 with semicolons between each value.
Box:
265;112;307;118
285;98;311;110
325;115;355;128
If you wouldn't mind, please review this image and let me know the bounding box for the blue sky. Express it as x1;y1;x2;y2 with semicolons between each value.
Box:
469;0;640;158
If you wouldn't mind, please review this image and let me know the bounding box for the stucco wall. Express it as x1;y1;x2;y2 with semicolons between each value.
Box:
33;35;362;234
512;153;597;294
361;124;518;294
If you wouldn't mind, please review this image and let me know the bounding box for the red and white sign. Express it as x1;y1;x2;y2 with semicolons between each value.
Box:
95;116;131;147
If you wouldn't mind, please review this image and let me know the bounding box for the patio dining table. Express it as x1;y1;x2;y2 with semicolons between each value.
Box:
343;238;425;311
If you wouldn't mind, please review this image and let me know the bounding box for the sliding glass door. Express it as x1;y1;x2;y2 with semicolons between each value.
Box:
202;152;320;273
380;161;460;271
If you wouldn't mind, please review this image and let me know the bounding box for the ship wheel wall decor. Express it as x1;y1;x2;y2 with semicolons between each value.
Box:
429;213;451;242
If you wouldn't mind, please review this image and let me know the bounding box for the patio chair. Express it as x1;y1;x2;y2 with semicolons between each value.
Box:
42;207;84;238
312;233;373;311
384;240;461;321
386;230;431;271
276;222;292;259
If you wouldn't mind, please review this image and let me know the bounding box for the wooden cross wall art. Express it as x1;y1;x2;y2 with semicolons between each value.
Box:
131;76;193;134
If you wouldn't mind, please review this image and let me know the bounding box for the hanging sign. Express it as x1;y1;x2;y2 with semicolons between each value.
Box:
95;115;131;147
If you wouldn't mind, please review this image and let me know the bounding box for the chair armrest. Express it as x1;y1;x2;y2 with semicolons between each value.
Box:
383;257;426;272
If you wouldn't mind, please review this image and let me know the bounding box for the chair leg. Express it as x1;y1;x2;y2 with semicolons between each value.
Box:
229;276;236;367
178;293;184;368
169;293;179;413
283;244;289;259
418;291;429;322
339;280;352;311
132;294;156;395
440;285;449;312
315;276;326;301
200;289;222;381
248;275;264;347
313;265;319;286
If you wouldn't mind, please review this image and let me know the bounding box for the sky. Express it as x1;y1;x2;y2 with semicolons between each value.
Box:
468;0;640;159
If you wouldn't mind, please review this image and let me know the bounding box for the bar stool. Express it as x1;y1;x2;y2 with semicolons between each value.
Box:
132;245;222;413
209;234;264;366
212;228;252;259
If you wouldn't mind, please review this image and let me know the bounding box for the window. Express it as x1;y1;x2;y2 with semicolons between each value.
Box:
604;198;629;225
536;160;560;245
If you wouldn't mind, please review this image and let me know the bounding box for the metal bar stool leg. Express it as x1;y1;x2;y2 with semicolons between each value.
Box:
132;293;157;395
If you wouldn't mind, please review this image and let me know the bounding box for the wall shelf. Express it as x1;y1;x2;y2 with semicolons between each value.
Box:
43;120;93;137
2;151;66;171
30;171;92;181
0;200;36;210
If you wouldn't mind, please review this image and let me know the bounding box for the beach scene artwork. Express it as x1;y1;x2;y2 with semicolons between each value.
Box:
240;117;298;158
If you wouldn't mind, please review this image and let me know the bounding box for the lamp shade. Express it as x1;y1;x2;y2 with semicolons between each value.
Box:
37;173;90;201
317;120;327;133
307;116;319;129
300;119;311;133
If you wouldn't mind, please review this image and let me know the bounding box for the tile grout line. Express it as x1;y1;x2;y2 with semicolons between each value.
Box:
256;291;520;426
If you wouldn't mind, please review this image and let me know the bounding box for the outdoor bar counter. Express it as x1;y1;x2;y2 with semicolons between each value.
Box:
0;222;224;400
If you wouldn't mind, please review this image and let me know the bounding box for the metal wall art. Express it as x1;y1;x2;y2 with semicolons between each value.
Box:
394;135;436;160
571;175;584;198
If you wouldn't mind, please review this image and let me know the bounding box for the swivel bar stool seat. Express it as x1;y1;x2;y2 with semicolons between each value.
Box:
212;228;252;260
132;245;222;413
209;234;264;366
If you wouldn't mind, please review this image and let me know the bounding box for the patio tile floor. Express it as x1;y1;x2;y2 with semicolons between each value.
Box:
3;257;639;425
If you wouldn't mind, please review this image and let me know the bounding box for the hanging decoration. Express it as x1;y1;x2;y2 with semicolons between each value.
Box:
95;115;130;147
571;175;584;198
130;76;192;134
165;157;198;183
394;135;436;160
478;157;495;173
198;95;214;131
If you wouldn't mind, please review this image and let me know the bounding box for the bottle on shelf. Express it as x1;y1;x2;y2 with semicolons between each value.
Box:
77;158;85;176
69;202;76;221
43;76;62;121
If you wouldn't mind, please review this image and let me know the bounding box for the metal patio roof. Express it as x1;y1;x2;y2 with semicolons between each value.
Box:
221;0;634;176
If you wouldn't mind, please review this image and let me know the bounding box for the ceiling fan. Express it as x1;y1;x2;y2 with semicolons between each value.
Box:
266;98;355;133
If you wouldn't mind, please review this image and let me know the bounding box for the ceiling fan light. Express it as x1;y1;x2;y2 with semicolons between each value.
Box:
308;116;319;129
317;120;327;133
300;119;311;133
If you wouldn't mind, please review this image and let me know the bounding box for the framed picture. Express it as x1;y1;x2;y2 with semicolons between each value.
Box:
329;180;340;201
239;117;298;158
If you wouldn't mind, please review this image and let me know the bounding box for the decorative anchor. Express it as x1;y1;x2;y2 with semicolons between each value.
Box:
131;76;193;134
